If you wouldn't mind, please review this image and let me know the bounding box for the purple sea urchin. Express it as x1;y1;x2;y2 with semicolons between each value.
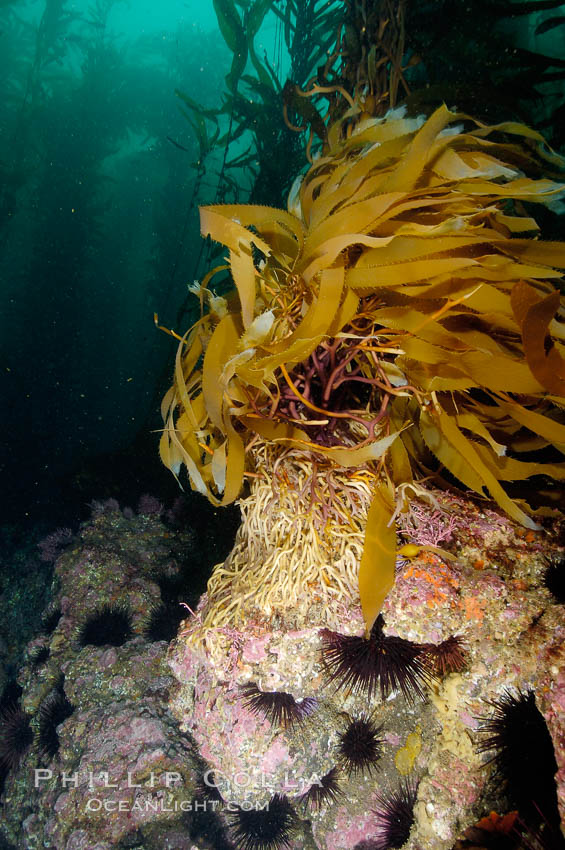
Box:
477;689;560;831
190;750;224;803
29;644;50;667
77;602;134;647
38;685;74;760
298;766;343;811
228;793;297;850
425;635;468;678
0;702;33;770
144;600;186;643
41;602;61;635
240;683;317;728
338;714;383;777
544;557;565;604
372;781;418;849
320;615;432;702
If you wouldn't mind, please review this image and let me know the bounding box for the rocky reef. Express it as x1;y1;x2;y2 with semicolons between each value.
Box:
1;491;563;850
168;487;565;850
0;500;234;850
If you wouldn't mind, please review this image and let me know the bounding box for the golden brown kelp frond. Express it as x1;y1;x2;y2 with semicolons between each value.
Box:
160;104;565;632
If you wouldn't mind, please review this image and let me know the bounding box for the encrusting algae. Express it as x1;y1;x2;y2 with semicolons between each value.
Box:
160;103;565;637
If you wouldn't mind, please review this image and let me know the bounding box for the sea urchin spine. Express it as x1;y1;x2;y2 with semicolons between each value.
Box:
425;634;468;678
477;689;560;832
228;793;297;850
240;683;317;728
0;702;33;770
38;686;74;760
298;766;343;811
77;602;134;648
338;714;383;777
320;615;432;702
372;780;418;849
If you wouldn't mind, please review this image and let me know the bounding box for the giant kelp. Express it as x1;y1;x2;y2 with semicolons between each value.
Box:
160;104;565;632
177;0;343;212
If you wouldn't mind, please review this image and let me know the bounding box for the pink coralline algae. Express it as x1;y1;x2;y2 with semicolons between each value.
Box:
397;498;460;548
137;493;165;516
241;633;270;663
322;807;379;850
40;705;195;845
0;505;218;850
168;493;565;850
37;527;74;562
1;492;563;850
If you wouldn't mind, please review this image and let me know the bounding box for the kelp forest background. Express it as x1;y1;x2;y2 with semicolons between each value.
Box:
1;0;565;558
